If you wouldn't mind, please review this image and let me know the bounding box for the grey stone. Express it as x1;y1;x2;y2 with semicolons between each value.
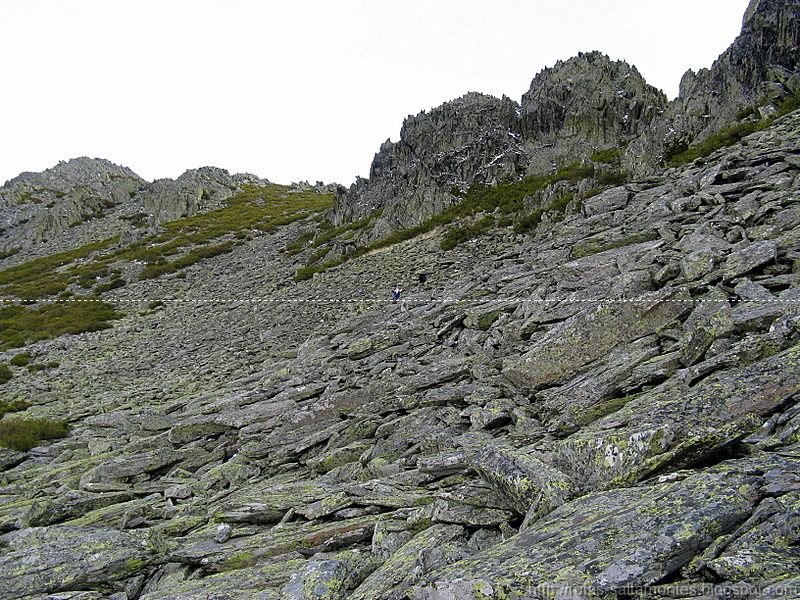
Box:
0;525;168;597
504;287;692;391
681;249;717;281
723;241;778;280
214;523;232;544
412;463;764;598
464;440;573;519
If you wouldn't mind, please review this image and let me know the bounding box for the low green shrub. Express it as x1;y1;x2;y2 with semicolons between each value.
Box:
591;147;623;164
735;105;758;120
294;256;347;282
294;264;324;282
549;193;575;213
666;120;765;166
285;231;315;255
0;238;116;299
306;246;330;266
455;163;595;219
0;418;69;451
27;361;60;373
513;209;545;234
513;192;580;233
0;365;11;384
0;300;121;351
95;277;126;293
310;213;380;248
9;353;31;367
595;170;628;186
139;242;234;280
776;92;800;117
440;216;495;250
0;185;333;301
0;399;31;418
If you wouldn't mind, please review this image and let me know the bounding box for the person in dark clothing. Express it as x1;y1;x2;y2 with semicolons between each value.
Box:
391;286;402;302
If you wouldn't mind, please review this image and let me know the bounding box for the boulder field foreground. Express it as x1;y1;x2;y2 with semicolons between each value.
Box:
1;1;800;599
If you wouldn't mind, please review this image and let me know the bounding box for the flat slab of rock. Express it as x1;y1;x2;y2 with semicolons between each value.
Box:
504;288;692;391
464;440;573;519
412;464;761;599
216;480;339;525
0;525;167;598
26;490;135;527
552;343;800;492
141;559;304;599
0;447;26;471
79;449;183;491
351;524;467;600
722;240;778;281
172;514;382;573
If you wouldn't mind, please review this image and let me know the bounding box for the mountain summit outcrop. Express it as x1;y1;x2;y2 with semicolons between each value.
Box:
0;158;265;266
625;0;800;173
331;53;665;236
331;92;524;232
519;51;666;172
333;0;800;240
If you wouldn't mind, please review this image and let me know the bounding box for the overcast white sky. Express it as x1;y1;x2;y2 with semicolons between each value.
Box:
0;0;750;186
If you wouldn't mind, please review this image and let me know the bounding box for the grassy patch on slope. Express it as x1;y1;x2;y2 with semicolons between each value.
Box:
0;183;332;350
0;399;31;418
294;163;603;280
0;238;117;300
111;184;332;277
0;301;122;351
0;419;69;451
0;184;334;299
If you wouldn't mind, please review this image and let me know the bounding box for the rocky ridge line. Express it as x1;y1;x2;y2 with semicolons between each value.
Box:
332;0;800;242
0;158;267;266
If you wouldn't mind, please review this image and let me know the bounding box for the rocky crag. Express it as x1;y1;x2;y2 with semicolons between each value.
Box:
1;1;800;598
332;0;800;241
331;54;665;237
625;0;800;174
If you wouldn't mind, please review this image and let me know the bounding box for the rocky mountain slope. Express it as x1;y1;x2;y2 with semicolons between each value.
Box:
0;101;799;600
1;1;800;598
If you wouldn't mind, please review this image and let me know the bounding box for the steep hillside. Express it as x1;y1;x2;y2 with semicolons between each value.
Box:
1;104;799;599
